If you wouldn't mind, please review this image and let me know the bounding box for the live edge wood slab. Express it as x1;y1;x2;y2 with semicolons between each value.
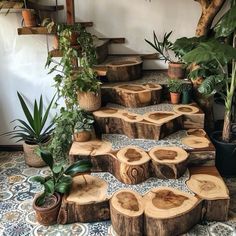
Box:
93;104;204;140
57;167;229;236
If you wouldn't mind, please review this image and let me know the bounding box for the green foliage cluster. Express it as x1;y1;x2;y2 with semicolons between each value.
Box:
31;150;92;206
167;79;183;93
74;110;94;133
2;92;54;145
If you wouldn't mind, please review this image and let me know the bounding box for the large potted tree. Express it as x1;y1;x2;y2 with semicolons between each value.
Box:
182;2;236;176
2;92;55;167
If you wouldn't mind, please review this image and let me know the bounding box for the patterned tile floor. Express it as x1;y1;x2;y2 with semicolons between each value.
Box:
0;151;236;236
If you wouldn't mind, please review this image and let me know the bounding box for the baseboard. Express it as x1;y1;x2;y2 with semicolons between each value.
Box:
0;145;23;152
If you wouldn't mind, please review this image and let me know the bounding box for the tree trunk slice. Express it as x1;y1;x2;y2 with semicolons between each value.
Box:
143;187;202;236
101;83;162;108
173;105;199;114
186;129;206;137
110;189;144;236
58;175;110;224
93;108;183;140
95;56;143;82
149;147;189;179
181;136;210;149
186;173;230;221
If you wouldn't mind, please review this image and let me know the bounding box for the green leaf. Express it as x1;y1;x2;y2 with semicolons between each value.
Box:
17;92;35;131
64;159;92;176
33;99;41;138
31;176;46;184
214;4;236;38
53;164;63;174
55;178;72;194
44;179;54;196
40;150;54;169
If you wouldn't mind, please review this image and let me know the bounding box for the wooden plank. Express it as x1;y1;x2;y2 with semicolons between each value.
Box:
66;0;75;25
109;53;159;60
0;1;23;9
27;1;64;12
17;22;93;35
100;38;125;44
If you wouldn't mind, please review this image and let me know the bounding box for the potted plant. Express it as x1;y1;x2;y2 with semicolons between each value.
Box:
73;110;94;142
2;92;55;167
182;2;236;176
145;31;186;79
21;0;37;27
167;79;182;104
32;150;92;225
181;83;192;104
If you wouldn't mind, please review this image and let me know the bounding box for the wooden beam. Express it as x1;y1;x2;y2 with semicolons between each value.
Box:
66;0;75;25
109;53;159;60
0;1;23;9
100;38;125;44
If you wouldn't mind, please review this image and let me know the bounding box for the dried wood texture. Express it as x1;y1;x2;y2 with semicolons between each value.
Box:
181;135;210;148
95;56;143;82
143;187;202;236
110;190;144;236
149;146;189;179
58;175;110;224
0;1;24;9
101;83;162;108
194;0;226;36
186;129;206;137
93;108;183;140
186;173;230;221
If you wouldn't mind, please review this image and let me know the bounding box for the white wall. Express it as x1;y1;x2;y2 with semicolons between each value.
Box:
0;0;201;145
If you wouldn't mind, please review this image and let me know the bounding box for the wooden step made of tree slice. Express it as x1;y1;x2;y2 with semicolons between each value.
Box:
149;147;189;179
101;83;162;108
93;108;183;140
173;104;204;129
110;189;144;236
143;187;202;236
186;129;206;137
186;173;230;221
181;135;211;149
115;146;151;184
58;175;110;224
95;56;143;82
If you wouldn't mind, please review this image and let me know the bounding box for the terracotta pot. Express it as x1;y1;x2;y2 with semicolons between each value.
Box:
170;92;181;104
168;62;186;79
73;131;91;142
77;89;101;112
33;193;62;226
23;139;50;167
22;9;37;27
53;35;59;49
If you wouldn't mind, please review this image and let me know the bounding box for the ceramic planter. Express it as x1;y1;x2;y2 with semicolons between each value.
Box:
73;130;91;142
182;91;191;104
211;131;236;177
170;92;181;104
22;9;37;27
168;62;186;79
33;193;62;226
77;89;101;112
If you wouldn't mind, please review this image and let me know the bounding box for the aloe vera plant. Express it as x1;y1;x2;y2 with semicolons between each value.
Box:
2;92;55;144
32;150;92;206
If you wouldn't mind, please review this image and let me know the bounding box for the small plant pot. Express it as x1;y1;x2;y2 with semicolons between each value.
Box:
33;192;62;226
77;89;101;112
168;62;185;79
74;131;91;142
170;92;181;104
22;9;37;27
182;91;191;104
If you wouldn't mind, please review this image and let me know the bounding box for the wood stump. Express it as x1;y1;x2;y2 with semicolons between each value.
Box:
93;108;182;140
114;146;150;184
101;83;162;108
186;173;230;221
181;135;210;149
187;129;206;137
143;187;202;236
95;56;143;82
149;147;189;179
58;175;110;224
110;190;144;236
173;105;199;114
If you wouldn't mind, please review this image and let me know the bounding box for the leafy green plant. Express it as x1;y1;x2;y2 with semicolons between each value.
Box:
2;92;55;144
31;149;92;206
145;31;184;63
74;110;94;133
168;79;183;93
